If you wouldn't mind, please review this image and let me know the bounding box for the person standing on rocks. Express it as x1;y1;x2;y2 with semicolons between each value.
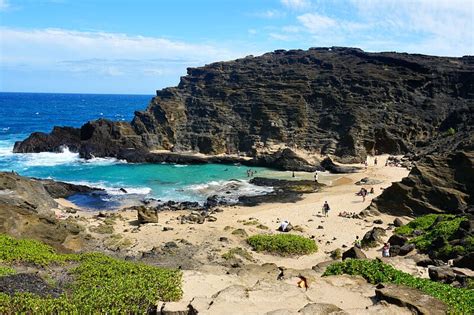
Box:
322;201;330;217
382;243;390;257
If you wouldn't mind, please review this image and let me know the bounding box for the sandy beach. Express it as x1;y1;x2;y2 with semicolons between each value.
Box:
51;155;428;313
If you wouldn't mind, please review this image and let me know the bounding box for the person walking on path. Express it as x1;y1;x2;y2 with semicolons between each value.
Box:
322;201;330;217
354;236;361;248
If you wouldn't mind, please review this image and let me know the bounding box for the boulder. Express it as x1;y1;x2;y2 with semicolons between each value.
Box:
342;247;367;260
361;227;386;248
375;284;448;315
398;243;416;256
389;245;401;257
453;253;474;270
136;206;159;224
428;266;456;284
393;218;404;227
387;234;408;247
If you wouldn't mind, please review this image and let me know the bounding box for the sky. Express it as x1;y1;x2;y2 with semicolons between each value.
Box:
1;0;473;94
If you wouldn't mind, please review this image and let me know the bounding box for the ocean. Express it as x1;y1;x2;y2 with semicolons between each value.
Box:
0;92;274;209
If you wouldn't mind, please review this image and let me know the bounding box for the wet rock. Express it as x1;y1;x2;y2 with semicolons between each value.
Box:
321;157;361;174
375;284;448;314
342;247;367;260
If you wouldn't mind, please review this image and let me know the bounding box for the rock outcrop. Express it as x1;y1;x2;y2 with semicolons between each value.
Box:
0;172;90;251
369;151;474;216
14;47;474;168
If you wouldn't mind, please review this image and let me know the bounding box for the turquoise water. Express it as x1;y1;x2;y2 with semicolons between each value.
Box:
0;93;274;208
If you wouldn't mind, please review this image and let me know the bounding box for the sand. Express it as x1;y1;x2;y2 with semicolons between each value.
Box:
56;154;418;313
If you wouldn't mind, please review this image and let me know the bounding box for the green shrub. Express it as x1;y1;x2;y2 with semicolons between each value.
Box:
247;234;317;256
0;234;77;266
231;228;248;238
323;259;474;313
396;214;468;259
446;127;456;136
330;248;342;260
89;223;114;234
0;235;182;313
0;266;16;276
394;214;448;235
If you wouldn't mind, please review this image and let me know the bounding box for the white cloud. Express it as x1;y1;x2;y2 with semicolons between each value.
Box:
297;13;336;32
0;0;9;11
0;27;241;77
281;0;311;10
254;9;286;19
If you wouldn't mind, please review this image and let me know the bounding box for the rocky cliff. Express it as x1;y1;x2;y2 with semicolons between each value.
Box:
0;172;95;251
369;151;474;216
14;47;474;165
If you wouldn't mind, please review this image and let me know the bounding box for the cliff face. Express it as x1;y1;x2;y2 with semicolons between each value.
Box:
14;47;474;163
369;152;474;216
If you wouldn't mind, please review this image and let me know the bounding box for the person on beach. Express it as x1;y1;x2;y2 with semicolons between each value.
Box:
382;243;390;257
374;157;378;165
322;201;330;217
292;171;295;178
314;171;318;182
354;236;361;248
361;188;367;202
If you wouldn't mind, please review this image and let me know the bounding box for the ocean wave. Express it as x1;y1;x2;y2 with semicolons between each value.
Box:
22;147;80;167
66;180;151;196
173;164;188;168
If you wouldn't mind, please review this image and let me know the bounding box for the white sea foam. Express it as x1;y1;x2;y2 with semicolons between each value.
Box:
21;147;80;167
66;180;151;196
186;179;273;203
173;164;188;168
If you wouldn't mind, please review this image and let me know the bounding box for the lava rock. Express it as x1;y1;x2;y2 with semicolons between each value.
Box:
342;247;367;260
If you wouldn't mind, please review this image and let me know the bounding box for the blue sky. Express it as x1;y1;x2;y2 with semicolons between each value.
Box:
1;0;473;94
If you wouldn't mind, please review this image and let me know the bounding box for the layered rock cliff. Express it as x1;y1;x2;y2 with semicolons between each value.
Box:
369;151;474;216
14;47;474;165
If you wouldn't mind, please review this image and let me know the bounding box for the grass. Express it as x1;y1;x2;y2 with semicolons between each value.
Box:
247;234;317;256
0;234;182;314
221;247;254;261
323;259;474;314
394;214;470;259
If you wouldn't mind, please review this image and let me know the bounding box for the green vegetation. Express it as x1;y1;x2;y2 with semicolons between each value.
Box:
446;127;456;136
0;235;182;313
323;259;474;314
0;234;77;266
395;214;470;259
221;247;254;261
0;266;16;276
247;234;317;256
243;220;259;226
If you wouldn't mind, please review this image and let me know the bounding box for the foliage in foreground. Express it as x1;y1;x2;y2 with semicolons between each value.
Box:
247;234;317;256
0;235;182;314
323;259;474;314
0;234;78;266
0;266;16;276
394;214;471;259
